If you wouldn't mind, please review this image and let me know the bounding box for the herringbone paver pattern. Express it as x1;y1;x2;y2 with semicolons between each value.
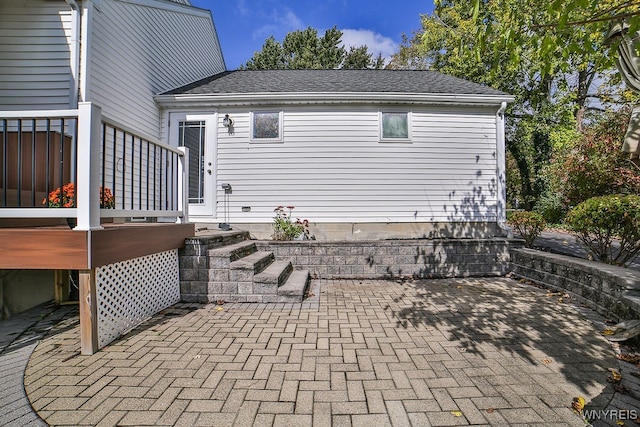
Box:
23;278;627;426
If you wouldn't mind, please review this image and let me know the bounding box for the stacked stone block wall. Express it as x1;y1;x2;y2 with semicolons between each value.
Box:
511;248;640;321
255;239;519;279
178;233;248;302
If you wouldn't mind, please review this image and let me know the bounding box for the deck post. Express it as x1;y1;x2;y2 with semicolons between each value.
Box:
53;270;70;304
79;269;98;355
176;146;189;224
76;102;103;231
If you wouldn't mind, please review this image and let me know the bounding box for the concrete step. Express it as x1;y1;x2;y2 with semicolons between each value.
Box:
209;240;257;268
253;261;293;294
194;229;250;249
230;251;275;281
277;269;310;303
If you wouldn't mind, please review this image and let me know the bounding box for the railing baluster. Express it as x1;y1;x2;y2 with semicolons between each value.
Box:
171;152;176;211
122;131;127;210
153;145;157;210
59;118;65;197
17;119;22;206
101;122;106;201
146;141;150;210
45;119;51;204
31;119;36;206
73;118;78;185
130;133;134;210
2;119;7;207
160;149;162;209
112;126;117;209
138;137;142;210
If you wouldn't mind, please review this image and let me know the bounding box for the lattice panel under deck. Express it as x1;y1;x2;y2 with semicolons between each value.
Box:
96;249;180;348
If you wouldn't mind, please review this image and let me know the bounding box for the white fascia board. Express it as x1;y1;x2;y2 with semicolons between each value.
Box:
155;92;515;108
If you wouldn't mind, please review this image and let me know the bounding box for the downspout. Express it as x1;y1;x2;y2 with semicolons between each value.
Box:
66;0;81;108
496;101;512;237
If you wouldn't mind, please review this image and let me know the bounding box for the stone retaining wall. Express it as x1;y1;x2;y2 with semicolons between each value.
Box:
256;239;519;279
510;248;640;321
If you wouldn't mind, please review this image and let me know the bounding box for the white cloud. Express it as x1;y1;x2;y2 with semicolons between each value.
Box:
280;10;304;29
340;29;398;64
235;0;249;17
251;7;305;40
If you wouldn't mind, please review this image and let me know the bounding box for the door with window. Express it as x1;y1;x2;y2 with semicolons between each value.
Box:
169;113;216;217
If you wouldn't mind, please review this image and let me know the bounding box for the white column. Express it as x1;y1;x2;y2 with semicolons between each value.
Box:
76;102;103;230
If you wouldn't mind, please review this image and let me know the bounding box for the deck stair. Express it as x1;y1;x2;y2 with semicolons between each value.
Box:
180;229;310;303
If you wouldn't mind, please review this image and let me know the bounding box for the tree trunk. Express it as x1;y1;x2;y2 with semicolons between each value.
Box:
507;140;534;210
575;67;596;132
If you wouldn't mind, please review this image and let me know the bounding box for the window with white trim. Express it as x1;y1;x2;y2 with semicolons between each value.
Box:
251;111;283;142
380;111;411;141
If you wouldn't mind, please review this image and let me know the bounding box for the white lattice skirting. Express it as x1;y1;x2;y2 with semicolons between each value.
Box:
95;249;180;348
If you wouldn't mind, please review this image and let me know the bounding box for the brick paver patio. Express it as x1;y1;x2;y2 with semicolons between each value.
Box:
23;278;627;426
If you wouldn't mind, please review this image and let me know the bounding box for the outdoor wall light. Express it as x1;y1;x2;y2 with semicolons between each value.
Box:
222;114;234;135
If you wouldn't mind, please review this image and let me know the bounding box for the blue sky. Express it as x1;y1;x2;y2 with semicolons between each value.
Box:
190;1;435;70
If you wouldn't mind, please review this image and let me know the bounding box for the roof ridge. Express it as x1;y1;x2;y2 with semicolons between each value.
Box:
160;69;510;98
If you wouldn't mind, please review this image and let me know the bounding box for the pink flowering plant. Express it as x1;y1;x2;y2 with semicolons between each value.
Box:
272;206;310;240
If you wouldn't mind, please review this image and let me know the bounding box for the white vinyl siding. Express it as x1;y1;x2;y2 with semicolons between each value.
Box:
0;1;73;109
212;105;499;223
90;0;225;139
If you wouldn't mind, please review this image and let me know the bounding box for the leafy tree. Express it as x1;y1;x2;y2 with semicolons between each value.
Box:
342;46;385;70
242;27;385;70
475;0;640;79
549;107;640;208
389;1;584;209
388;1;632;211
282;27;344;69
244;36;286;70
473;0;640;130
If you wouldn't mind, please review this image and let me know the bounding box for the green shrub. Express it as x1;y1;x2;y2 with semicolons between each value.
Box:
534;190;567;224
565;194;640;266
507;211;546;248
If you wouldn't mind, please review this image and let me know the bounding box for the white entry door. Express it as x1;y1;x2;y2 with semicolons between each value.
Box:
169;113;216;217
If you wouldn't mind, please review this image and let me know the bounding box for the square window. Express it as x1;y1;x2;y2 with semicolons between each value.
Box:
251;111;282;141
381;112;410;140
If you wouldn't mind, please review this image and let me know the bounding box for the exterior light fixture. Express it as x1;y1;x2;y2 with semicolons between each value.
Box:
222;114;234;135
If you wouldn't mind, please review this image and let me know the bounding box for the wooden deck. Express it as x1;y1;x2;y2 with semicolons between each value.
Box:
0;222;195;270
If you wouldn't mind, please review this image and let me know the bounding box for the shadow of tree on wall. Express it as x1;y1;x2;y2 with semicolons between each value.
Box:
379;238;517;281
442;178;497;226
382;277;615;410
377;176;517;280
406;174;503;241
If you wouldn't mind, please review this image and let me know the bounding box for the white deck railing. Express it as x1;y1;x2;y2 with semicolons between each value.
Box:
0;102;189;229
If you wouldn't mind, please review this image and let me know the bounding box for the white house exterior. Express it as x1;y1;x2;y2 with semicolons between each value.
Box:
156;70;514;240
0;0;225;138
0;0;226;225
0;0;224;351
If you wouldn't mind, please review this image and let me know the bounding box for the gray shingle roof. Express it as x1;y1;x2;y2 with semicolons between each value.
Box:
161;69;508;97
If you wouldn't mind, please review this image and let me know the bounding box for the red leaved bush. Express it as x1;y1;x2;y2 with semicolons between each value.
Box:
551;108;640;208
